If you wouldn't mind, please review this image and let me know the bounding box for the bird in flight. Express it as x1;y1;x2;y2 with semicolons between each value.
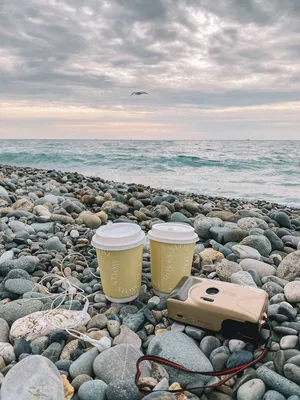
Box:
131;91;148;96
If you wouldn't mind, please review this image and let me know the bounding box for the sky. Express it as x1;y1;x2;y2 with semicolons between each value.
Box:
1;0;300;140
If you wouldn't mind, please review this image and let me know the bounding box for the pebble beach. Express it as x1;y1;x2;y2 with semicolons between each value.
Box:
1;163;300;400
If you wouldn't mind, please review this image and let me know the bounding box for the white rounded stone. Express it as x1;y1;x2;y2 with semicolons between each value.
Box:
237;378;266;400
228;339;246;353
284;281;300;303
280;335;299;350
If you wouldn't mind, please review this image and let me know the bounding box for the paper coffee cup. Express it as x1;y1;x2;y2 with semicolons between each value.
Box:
91;222;145;303
148;222;198;295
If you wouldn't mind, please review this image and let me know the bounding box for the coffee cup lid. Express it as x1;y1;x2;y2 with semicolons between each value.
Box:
91;222;145;251
147;222;198;244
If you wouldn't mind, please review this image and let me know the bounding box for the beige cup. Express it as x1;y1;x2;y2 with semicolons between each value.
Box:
91;222;145;303
148;222;198;295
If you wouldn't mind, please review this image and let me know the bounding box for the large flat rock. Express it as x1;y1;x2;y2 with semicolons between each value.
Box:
147;331;213;386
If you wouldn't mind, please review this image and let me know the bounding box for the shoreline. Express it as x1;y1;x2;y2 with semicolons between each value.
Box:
1;163;299;211
1;137;299;208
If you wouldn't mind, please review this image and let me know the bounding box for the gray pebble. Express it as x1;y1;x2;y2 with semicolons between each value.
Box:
211;352;229;371
120;305;139;318
70;230;80;239
144;324;154;336
43;236;66;252
2;269;31;283
94;294;107;303
113;325;141;350
150;361;169;383
215;259;242;281
278;302;297;320
240;234;272;256
263;361;276;371
227;351;253;369
0;318;9;342
263;390;286;400
122;310;146;332
272;314;289;323
0;250;14;265
261;276;288;287
0;342;16;364
232;245;261;260
270;293;286;304
274;212;291;229
4;278;35;295
287;355;300;367
280;335;298;350
284;363;300;385
87;314;108;330
284;350;300;360
69;347;99;379
228;339;246;353
257;365;300;397
1;255;39;274
185;326;206;341
55;360;73;373
247;269;262;287
107;320;121;338
41;342;63;363
171;322;185;333
0;299;43;325
143;308;156;325
0;354;64;399
285;282;300;303
202;376;220;394
78;380;107;400
274;350;285;375
282;322;300;333
93;344;151;383
30;336;49;353
105;379;142;400
264;229;284;251
262;282;283;298
232;368;257;398
205;392;232;399
71;374;93;391
143;393;176;400
231;271;257;287
210;346;230;361
147;296;161;306
239;258;276;278
237;378;266;400
185;377;205;396
14;338;31;360
200;336;221;357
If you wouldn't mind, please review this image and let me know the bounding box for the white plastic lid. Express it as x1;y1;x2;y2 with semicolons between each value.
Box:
91;222;145;251
147;222;198;244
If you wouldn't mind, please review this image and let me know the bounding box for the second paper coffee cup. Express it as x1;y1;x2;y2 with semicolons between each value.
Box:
148;222;198;295
92;222;145;303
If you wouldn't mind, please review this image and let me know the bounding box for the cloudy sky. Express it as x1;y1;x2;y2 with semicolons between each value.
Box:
1;0;300;140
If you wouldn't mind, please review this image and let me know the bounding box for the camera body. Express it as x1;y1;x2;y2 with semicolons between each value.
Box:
167;276;268;344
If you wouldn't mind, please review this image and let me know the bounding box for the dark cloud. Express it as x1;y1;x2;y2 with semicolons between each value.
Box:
197;0;274;25
114;0;169;21
1;0;300;114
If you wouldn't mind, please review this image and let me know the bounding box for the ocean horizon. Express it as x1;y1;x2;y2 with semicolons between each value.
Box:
2;138;299;141
1;139;299;207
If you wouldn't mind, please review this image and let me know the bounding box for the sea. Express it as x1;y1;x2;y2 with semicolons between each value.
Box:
0;140;299;207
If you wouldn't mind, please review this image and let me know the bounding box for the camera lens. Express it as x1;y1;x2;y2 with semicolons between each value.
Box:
206;287;219;295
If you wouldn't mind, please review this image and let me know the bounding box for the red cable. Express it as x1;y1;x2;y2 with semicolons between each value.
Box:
135;344;269;395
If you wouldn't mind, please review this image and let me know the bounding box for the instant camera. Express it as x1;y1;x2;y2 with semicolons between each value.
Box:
167;276;268;344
